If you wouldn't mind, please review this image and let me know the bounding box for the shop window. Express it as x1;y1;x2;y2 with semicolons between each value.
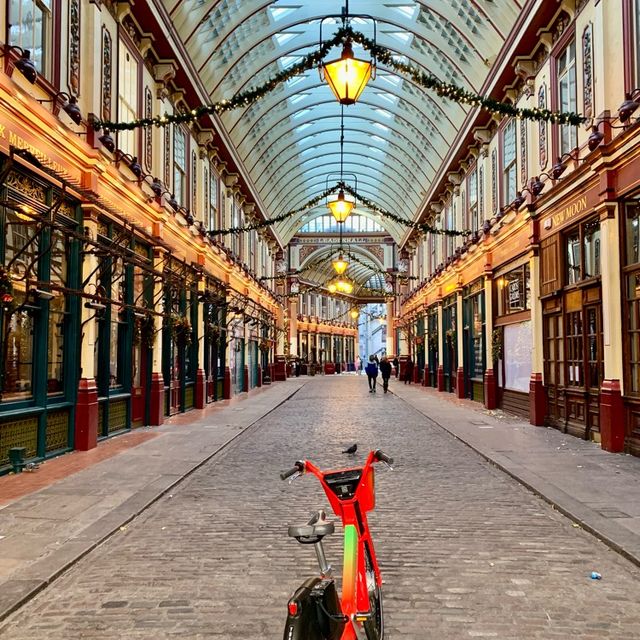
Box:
471;296;483;376
503;321;532;392
624;202;640;394
468;166;478;232
47;230;69;395
173;127;186;206
118;42;138;157
8;0;51;76
557;40;578;155
565;218;600;285
502;120;517;206
208;167;218;231
497;264;531;316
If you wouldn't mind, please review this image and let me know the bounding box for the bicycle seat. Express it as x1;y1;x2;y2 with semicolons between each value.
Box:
288;509;335;544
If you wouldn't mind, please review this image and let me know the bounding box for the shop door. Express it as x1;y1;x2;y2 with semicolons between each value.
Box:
543;306;565;427
234;339;245;394
169;342;181;415
442;303;456;393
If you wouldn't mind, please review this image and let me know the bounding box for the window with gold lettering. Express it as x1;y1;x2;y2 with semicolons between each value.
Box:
496;264;531;316
565;218;600;285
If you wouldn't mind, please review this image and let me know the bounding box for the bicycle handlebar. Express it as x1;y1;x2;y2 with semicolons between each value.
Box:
374;449;394;465
280;461;304;480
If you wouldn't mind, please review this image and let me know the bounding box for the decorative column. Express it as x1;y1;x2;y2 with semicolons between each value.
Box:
149;247;166;424
456;290;465;398
288;296;298;357
437;302;445;391
386;301;395;356
74;213;99;450
598;202;625;452
529;248;546;425
195;269;206;409
483;272;497;409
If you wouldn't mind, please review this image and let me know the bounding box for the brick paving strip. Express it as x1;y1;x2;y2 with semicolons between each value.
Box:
0;380;308;623
391;382;640;566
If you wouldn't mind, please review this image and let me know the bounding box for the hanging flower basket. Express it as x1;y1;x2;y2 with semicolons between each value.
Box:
0;267;14;306
492;327;503;362
445;329;455;345
205;323;220;341
428;334;438;351
169;314;193;346
414;336;424;345
259;339;271;353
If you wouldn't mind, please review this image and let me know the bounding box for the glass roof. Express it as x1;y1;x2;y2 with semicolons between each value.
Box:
164;0;523;243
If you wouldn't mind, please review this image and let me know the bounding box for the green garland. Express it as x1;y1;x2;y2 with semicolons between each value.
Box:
92;27;586;133
207;185;340;235
339;183;470;236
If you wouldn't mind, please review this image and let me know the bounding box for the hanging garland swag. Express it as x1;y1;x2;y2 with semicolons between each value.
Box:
92;26;586;133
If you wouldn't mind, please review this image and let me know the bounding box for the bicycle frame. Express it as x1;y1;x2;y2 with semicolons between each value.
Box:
297;450;383;639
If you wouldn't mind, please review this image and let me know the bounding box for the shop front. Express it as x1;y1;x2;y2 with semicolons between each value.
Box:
540;207;603;439
493;260;532;419
442;294;457;393
426;305;438;388
463;279;485;402
203;284;226;403
0;166;81;472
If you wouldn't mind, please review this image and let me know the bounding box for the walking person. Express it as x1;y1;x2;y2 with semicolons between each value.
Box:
365;355;379;393
379;356;392;393
356;355;362;375
393;356;399;379
403;357;414;384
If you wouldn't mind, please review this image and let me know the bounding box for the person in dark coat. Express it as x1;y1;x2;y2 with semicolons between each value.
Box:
379;356;392;393
403;357;414;384
364;355;379;393
393;356;399;379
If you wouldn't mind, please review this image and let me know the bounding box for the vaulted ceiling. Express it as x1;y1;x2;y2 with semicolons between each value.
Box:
163;0;524;246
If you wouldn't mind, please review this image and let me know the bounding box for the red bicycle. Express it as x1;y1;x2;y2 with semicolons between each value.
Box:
280;449;394;640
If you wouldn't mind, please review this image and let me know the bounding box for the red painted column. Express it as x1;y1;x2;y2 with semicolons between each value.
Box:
149;372;165;426
437;365;445;392
413;365;420;384
75;378;98;451
274;357;287;381
223;367;232;399
484;369;497;409
529;372;546;426
456;367;465;399
600;379;625;453
195;368;206;409
243;365;249;393
257;364;262;388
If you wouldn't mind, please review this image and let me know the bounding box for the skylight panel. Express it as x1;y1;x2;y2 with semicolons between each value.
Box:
301;147;317;156
269;6;300;21
280;56;302;70
274;32;298;46
375;108;393;119
296;123;312;132
380;74;401;87
287;75;306;88
373;122;389;132
289;93;308;104
386;31;412;44
292;108;311;119
386;3;419;20
368;146;384;155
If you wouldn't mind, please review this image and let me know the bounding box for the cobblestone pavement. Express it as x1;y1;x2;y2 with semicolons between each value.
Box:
2;376;640;639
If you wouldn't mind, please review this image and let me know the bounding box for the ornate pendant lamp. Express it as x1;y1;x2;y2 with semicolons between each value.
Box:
320;3;376;106
332;253;349;275
350;308;360;320
322;39;373;106
327;189;355;223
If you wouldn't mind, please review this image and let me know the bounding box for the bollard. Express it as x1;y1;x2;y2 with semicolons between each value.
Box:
9;447;27;473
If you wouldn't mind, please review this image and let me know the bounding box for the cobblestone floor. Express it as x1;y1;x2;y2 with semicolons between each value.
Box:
1;376;640;639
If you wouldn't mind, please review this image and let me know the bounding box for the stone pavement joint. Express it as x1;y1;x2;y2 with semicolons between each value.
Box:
391;382;640;568
0;380;307;624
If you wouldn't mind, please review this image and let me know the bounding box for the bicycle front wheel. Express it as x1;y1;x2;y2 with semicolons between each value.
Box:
363;545;384;640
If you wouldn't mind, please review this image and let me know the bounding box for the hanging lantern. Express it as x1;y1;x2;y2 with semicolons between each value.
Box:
332;253;349;275
327;189;355;223
322;39;373;106
350;309;359;320
328;282;338;293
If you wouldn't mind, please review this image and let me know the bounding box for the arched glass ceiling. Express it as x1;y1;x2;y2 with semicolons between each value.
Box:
164;0;523;241
299;244;389;295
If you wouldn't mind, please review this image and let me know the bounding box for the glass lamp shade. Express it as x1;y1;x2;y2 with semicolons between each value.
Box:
327;189;355;223
336;278;353;294
322;41;372;106
350;309;359;319
328;282;338;293
332;254;349;275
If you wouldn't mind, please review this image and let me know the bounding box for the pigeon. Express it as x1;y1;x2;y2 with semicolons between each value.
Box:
342;444;357;455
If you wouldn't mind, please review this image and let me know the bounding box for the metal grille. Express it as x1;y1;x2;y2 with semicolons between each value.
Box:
0;416;38;466
45;410;69;453
108;400;128;433
185;386;194;410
